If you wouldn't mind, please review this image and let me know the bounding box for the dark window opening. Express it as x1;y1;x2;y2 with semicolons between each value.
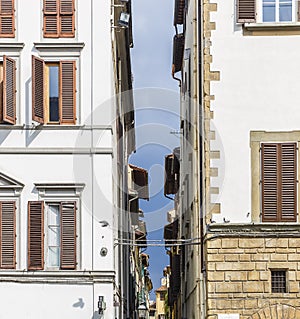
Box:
49;65;59;122
271;270;287;293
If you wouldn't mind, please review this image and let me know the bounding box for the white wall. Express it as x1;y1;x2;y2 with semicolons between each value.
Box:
0;1;122;318
210;0;300;223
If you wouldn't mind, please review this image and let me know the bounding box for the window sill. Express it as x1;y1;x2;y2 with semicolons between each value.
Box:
244;22;300;35
245;22;300;30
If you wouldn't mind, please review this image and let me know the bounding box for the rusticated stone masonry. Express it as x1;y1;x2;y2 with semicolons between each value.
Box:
203;0;221;224
205;225;300;319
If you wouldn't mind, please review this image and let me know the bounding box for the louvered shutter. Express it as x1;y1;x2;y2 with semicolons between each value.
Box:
262;143;297;222
60;202;76;269
32;56;45;124
172;254;180;296
237;0;256;23
28;201;44;270
262;144;278;222
280;143;297;221
165;154;175;195
60;0;74;37
130;165;149;200
43;0;59;37
3;56;16;124
0;201;16;269
0;0;14;37
60;61;76;124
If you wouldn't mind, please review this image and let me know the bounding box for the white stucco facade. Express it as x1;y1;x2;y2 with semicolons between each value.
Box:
0;1;134;318
210;0;300;223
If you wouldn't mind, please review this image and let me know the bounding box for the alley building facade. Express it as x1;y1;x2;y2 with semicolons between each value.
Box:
165;0;300;318
0;1;145;319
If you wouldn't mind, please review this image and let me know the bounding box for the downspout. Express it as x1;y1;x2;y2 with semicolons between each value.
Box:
172;64;182;87
197;0;206;318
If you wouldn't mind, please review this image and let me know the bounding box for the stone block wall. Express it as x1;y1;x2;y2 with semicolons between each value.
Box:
205;228;300;319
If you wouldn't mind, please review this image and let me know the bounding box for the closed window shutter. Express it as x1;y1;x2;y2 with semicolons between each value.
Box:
0;201;16;269
237;0;256;23
28;201;44;270
171;254;180;296
32;56;45;124
43;0;59;37
60;202;76;269
281;143;297;221
60;0;74;37
3;55;16;124
0;0;14;37
262;144;278;221
60;61;76;124
262;143;297;222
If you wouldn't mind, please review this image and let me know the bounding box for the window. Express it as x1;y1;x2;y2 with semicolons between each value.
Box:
32;55;76;125
0;56;16;124
0;201;16;269
28;201;77;270
160;292;165;301
261;143;297;222
262;0;294;22
271;270;287;293
237;0;298;23
43;0;75;38
0;0;15;38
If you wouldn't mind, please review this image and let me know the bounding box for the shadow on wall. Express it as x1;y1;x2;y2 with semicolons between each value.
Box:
25;77;41;146
0;130;11;144
91;311;102;319
73;298;85;309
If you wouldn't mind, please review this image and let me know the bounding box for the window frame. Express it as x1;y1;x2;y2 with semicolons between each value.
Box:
32;55;77;125
45;202;61;268
250;131;300;223
44;200;77;270
237;0;300;29
258;0;296;23
0;0;15;38
261;142;297;222
271;269;287;293
43;0;75;38
33;183;84;271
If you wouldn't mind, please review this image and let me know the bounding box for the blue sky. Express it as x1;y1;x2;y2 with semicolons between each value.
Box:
130;0;180;300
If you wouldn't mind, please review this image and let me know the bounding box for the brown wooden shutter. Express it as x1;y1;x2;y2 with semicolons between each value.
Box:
60;61;76;124
32;56;45;124
280;143;297;221
28;201;44;270
0;0;15;37
237;0;256;23
129;165;149;200
0;201;16;269
60;0;75;37
262;144;278;222
262;143;297;222
171;254;180;297
3;55;16;124
43;0;59;37
60;202;76;269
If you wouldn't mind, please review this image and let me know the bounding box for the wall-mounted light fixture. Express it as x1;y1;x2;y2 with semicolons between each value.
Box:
98;296;106;315
118;12;130;27
137;302;147;319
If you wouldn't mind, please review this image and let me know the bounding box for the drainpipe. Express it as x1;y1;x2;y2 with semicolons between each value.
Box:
197;0;206;317
172;64;182;87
